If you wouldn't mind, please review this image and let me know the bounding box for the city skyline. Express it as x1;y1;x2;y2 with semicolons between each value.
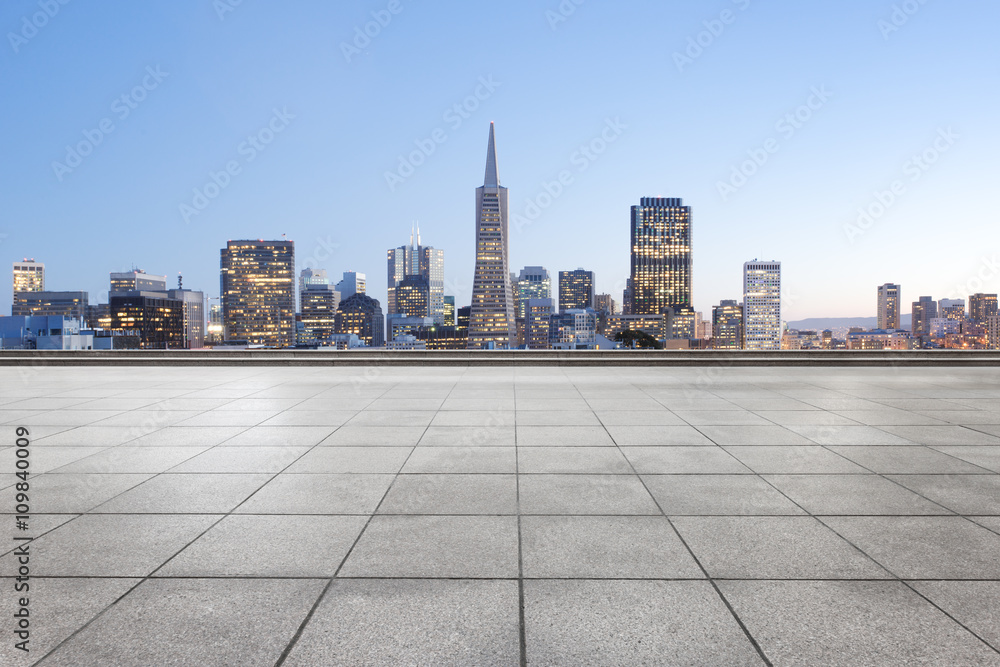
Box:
3;2;997;322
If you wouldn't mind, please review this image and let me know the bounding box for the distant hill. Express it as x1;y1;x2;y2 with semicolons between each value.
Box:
787;315;912;332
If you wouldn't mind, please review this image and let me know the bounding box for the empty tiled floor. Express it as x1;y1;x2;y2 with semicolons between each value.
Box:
2;364;1000;666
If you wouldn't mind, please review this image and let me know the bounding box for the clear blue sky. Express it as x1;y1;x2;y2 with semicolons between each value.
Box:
2;0;997;320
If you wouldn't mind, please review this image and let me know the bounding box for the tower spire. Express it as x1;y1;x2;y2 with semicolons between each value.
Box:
484;122;499;187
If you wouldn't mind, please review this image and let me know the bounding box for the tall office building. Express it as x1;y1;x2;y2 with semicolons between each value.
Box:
628;197;692;315
526;298;554;350
743;260;781;351
110;291;185;349
443;296;456;326
559;269;595;312
987;315;1000;351
335;272;366;300
386;227;445;323
938;299;966;321
299;268;329;293
970;293;998;326
395;275;430;318
13;259;45;295
299;276;340;345
335;293;384;347
515;267;551;319
877;284;901;330
713;300;744;349
911;297;937;337
220;239;295;347
12;291;88;319
110;270;167;295
594;294;617;316
167;284;205;349
468;122;516;349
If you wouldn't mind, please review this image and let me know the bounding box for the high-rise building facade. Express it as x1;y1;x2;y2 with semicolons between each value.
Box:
526;298;554;350
300;280;340;345
12;291;88;320
987;315;1000;350
167;287;205;349
386;227;445;323
443;296;456;326
628;197;692;315
912;296;937;337
220;239;296;347
395;275;430;318
110;292;185;349
938;299;966;321
559;269;595;312
468;123;516;348
712;300;744;349
336;272;366;300
335;293;384;347
743;260;781;351
110;270;167;295
13;259;45;295
594;294;617;316
970;293;999;326
877;283;901;330
515;267;551;319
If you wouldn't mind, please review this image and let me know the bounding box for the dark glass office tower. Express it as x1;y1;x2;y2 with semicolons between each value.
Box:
628;197;692;315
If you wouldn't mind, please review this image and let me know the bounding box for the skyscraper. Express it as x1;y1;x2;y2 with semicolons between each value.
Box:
559;269;595;312
938;299;966;321
515;267;551;319
912;297;937;337
110;270;167;295
299;268;340;345
387;226;445;323
743;260;781;351
594;294;617;316
987;315;1000;350
712;300;744;350
335;293;384;347
220;239;295;347
336;272;366;300
877;283;901;330
468;122;516;349
628;197;692;315
526;298;554;350
12;291;88;319
970;293;998;326
443;296;456;326
13;259;44;295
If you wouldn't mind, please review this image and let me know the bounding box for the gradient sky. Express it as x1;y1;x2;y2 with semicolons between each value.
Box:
2;0;998;321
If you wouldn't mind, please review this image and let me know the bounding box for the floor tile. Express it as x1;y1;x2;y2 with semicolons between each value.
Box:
235;473;394;514
339;515;519;577
646;475;805;515
524;580;764;666
519;475;660;515
378;474;518;515
283;579;520;666
42;579;324;667
720;580;1000;667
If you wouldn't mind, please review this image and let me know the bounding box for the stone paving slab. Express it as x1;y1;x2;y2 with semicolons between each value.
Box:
1;365;999;665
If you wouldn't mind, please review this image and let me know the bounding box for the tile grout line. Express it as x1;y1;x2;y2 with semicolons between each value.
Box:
587;373;776;667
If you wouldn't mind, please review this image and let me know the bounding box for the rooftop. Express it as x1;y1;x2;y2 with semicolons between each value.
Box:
2;364;1000;665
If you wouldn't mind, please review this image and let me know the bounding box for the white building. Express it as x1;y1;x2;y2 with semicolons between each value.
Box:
743;260;782;351
335;272;366;300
